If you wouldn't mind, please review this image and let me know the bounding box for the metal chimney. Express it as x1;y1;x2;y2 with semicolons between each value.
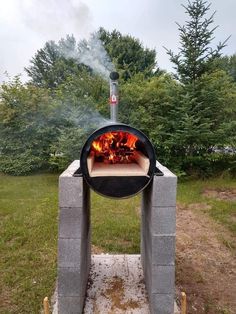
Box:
109;71;119;121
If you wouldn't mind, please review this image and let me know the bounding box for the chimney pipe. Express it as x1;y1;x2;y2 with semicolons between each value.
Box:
109;71;119;122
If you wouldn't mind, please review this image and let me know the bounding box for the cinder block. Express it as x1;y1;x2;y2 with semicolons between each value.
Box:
151;293;174;314
152;235;175;265
59;176;83;208
152;175;177;207
150;207;176;235
144;235;152;262
59;207;83;239
58;267;82;297
155;161;176;178
58;295;83;314
58;239;82;268
60;160;80;176
151;265;175;294
144;261;152;296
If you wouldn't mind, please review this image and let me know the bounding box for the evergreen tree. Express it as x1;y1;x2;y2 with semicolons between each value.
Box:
216;54;236;82
165;0;229;84
164;0;235;175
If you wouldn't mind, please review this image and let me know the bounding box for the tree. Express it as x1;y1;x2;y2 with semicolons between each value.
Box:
25;35;84;88
216;54;236;82
163;0;236;175
25;30;159;87
0;70;109;174
98;28;159;80
0;77;61;174
118;73;180;160
120;71;236;175
48;70;110;170
165;0;229;84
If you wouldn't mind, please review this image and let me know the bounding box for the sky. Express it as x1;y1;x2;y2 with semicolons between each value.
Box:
0;0;236;83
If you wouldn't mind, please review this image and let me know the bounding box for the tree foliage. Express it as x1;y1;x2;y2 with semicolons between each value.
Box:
0;77;61;174
98;27;158;80
165;0;229;84
25;29;159;88
216;54;236;82
49;70;109;169
120;72;236;174
1;18;236;177
162;0;236;175
25;35;84;88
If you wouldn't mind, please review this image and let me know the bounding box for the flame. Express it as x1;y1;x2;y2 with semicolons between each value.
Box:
126;133;137;148
91;131;138;164
92;140;102;152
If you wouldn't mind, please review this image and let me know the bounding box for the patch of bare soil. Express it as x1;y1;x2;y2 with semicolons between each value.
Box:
104;276;140;313
203;188;236;201
91;245;104;254
176;204;236;313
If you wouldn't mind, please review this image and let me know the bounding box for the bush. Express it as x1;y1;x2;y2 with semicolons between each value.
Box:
0;78;60;175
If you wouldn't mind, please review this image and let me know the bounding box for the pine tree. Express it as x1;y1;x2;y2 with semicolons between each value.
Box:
165;0;229;84
163;0;235;174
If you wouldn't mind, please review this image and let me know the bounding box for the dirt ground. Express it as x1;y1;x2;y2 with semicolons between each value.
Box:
202;188;236;202
176;203;236;314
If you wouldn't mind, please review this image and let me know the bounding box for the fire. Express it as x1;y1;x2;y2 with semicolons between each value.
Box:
91;131;138;164
92;141;102;152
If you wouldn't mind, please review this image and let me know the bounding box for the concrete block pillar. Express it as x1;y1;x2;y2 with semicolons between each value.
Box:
57;160;176;314
58;161;91;314
141;161;177;314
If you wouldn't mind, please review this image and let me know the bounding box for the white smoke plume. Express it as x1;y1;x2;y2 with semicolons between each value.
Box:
65;105;111;131
1;0;114;82
58;32;115;80
19;0;115;80
1;0;115;128
77;32;115;80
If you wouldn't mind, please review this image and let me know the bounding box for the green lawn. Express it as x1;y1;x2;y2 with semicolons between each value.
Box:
0;173;235;313
0;174;58;314
178;178;236;234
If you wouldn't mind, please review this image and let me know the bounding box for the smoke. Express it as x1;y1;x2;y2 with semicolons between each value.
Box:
18;0;115;80
57;32;115;81
2;0;115;131
63;104;111;132
77;32;115;80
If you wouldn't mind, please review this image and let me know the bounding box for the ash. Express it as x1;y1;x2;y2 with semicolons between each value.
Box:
84;255;150;313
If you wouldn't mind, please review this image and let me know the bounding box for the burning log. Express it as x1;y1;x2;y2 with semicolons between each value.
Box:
91;131;138;164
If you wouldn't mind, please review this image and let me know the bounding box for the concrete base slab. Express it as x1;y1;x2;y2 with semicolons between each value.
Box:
53;254;179;314
84;254;150;313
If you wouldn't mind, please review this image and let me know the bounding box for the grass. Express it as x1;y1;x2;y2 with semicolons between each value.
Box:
0;173;235;313
0;174;58;314
91;194;140;253
178;177;236;236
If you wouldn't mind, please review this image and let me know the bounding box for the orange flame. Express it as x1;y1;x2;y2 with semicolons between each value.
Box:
92;140;102;152
91;131;138;164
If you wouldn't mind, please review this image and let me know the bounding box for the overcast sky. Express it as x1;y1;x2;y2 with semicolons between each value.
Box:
0;0;235;83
